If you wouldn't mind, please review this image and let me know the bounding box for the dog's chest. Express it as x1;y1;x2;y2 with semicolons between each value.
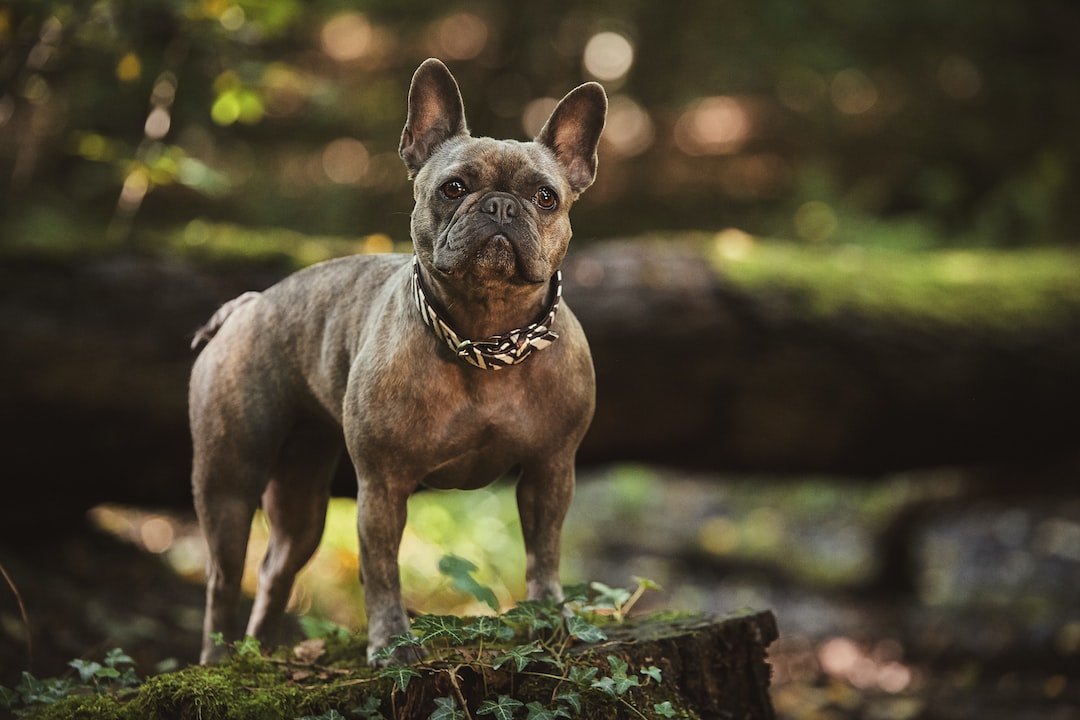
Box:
346;362;558;489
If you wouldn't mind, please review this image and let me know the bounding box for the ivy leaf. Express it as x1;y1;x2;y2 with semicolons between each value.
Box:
378;665;422;693
554;690;582;715
606;655;630;677
477;695;524;720
567;665;598;685
438;554;500;612
591;676;618;697
592;655;639;696
565;616;607;644
654;700;678;718
591;582;630;613
503;600;561;631
640;665;663;684
69;660;103;684
561;583;591;605
103;649;135;669
411;615;468;646
524;701;569;720
371;633;424;663
463;615;515;643
492;642;545;672
429;696;465;720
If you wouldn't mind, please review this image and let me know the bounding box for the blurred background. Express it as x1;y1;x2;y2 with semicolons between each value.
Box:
2;1;1079;718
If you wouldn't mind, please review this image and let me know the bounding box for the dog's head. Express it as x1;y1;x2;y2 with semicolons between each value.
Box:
400;58;606;290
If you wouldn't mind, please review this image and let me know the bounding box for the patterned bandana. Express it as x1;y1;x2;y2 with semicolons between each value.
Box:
411;255;561;370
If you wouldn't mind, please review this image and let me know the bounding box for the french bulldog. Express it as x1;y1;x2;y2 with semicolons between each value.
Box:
188;58;607;665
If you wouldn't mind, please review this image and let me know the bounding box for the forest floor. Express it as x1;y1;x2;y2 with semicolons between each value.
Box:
1;466;1078;719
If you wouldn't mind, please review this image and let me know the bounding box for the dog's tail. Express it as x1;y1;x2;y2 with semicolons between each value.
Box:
190;291;262;351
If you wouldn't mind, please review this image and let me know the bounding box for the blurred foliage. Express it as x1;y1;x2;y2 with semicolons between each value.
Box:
1;0;1077;249
706;229;1080;329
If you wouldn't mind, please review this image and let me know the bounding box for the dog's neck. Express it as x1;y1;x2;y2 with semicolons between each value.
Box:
411;256;561;370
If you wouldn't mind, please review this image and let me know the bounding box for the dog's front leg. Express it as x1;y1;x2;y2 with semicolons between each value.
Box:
516;456;576;604
356;476;415;666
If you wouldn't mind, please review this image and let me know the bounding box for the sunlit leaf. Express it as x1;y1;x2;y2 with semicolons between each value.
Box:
411;614;467;645
566;616;607;643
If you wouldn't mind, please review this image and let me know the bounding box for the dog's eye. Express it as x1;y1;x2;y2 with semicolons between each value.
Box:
533;186;558;210
441;179;469;200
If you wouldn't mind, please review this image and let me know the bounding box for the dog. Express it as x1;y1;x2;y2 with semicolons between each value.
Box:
188;58;606;665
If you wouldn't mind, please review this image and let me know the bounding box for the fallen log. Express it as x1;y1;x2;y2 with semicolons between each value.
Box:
3;238;1080;532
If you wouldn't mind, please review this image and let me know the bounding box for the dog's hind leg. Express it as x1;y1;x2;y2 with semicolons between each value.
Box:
193;451;264;664
245;424;344;649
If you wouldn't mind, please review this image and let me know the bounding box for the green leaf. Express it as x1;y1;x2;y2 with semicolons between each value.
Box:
477;695;524;720
412;614;468;645
69;660;102;683
372;632;424;663
523;701;569;720
641;665;663;684
94;667;121;681
378;665;422;693
503;600;561;631
591;676;617;696
654;700;678;718
463;615;515;643
588;581;631;610
428;696;465;720
438;554;500;611
492;642;545;672
606;655;630;677
567;665;598;685
103;649;135;669
633;576;664;592
565;616;607;643
235;635;262;656
561;583;591;605
593;656;639;696
554;690;582;715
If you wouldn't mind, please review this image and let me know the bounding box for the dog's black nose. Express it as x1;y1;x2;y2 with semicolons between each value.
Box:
481;193;518;225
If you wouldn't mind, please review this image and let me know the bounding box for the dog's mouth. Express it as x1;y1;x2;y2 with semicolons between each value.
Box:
437;224;548;284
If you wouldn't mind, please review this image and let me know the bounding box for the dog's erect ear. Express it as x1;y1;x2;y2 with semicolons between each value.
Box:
399;58;469;177
535;82;608;196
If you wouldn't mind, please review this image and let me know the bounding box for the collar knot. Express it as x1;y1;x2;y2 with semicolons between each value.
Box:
411;256;561;370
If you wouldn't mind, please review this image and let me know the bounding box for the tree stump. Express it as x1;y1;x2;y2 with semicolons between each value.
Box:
12;610;779;719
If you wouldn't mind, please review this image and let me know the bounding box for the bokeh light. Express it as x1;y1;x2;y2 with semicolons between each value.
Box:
830;68;878;115
429;12;489;61
320;12;375;63
583;31;634;82
321;137;369;185
602;95;654;158
674;96;752;156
